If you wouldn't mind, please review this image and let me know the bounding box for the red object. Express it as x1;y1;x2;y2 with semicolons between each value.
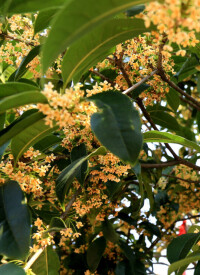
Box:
178;220;187;236
178;220;187;274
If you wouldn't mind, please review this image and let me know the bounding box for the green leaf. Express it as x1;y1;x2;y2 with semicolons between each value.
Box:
62;18;151;86
88;91;143;165
168;253;200;275
34;134;61;152
34;8;58;34
0;0;65;14
140;221;161;238
31;246;60;275
149;110;180;132
0;91;47;114
167;233;200;264
70;143;88;185
175;54;199;82
102;219;119;243
194;261;200;275
0;141;10;160
0;82;39;99
42;0;150;72
126;4;145;16
0;181;31;260
56;146;107;204
0;113;5;130
0;110;44;147
10;46;40;81
11;119;57;162
49;217;66;229
0;263;25;275
143;130;200;153
119;240;146;275
166;88;180;112
87;236;106;273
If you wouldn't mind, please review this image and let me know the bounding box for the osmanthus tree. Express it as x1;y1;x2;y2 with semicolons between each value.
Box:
1;0;200;274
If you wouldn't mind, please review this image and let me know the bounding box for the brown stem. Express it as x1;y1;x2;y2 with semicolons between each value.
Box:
123;69;158;95
141;161;180;168
162;173;200;184
158;70;200;112
60;188;81;220
0;33;35;47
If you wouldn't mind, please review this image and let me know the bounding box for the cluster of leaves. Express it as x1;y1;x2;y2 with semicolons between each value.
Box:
0;0;200;275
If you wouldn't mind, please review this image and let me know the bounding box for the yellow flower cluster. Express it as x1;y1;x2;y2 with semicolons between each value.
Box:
140;0;200;55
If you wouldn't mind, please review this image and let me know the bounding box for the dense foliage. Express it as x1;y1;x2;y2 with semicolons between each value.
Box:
1;0;200;274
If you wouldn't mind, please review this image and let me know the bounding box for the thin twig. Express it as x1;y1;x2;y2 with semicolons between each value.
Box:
24;248;43;271
123;69;158;95
162;173;200;184
141;161;180;168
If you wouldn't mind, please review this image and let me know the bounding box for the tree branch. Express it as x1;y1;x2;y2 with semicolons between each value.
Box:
123;69;158;95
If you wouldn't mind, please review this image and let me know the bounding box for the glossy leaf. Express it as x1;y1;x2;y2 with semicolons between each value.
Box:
56;147;107;204
102;219;119;243
0;82;39;99
175;54;199;82
126;4;145;16
87;237;106;273
11;119;57;162
0;91;47;114
42;0;150;72
34;134;61;152
143;130;200;153
62;18;151;85
0;263;25;275
88;91;143;165
167;233;200;264
166;88;180;112
31;246;60;275
34;8;58;34
0;110;44;147
70;143;88;185
149;110;180;132
0;181;31;260
168;253;200;275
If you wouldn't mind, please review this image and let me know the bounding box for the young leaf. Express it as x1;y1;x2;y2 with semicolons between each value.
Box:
87;237;106;273
0;181;31;260
11;119;57;162
42;0;150;72
88;91;143;165
143;130;200;153
0;263;26;275
31;246;60;275
56;147;107;204
62;18;152;86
